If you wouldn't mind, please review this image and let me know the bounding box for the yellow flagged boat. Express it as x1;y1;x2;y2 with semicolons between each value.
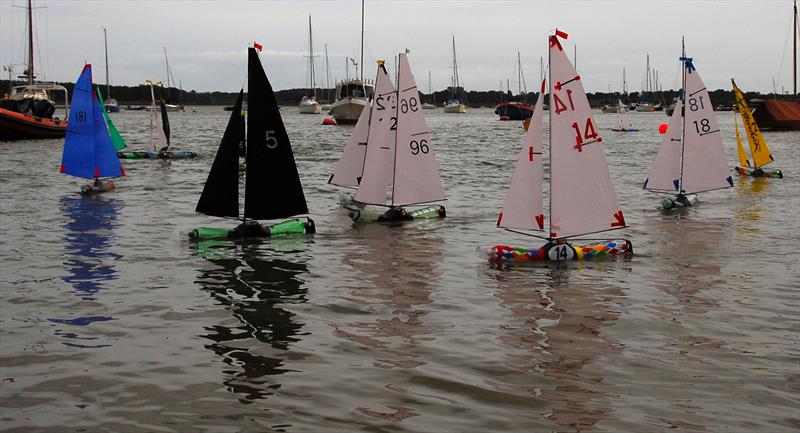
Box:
731;79;783;178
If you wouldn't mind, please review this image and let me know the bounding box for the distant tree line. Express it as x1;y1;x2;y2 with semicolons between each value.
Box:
0;79;783;108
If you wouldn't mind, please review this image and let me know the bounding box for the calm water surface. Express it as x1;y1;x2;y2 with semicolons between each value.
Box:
1;106;798;432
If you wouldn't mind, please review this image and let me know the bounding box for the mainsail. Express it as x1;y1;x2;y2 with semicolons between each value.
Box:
734;113;751;168
680;57;732;193
196;90;243;218
60;64;124;180
732;79;773;169
329;98;371;187
392;53;445;206
644;99;684;192
244;47;308;219
615;99;632;130
497;79;545;231
354;62;397;205
548;31;625;239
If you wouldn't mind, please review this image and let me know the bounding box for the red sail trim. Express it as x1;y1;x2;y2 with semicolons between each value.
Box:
611;210;626;227
535;214;544;230
496;212;503;226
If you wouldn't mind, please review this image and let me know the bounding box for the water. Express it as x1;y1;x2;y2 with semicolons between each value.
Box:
1;107;798;432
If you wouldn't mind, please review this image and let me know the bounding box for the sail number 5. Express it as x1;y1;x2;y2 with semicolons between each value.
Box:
265;130;278;149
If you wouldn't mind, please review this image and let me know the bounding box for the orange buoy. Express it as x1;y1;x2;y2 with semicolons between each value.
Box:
499;115;510;121
322;118;337;125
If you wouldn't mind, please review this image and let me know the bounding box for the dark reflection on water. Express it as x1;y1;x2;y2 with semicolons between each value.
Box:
52;196;122;348
493;265;622;431
194;241;310;404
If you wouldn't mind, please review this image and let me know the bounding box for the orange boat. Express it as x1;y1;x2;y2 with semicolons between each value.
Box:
0;103;68;140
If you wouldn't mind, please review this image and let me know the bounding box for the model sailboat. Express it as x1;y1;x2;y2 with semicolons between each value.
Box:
611;99;637;132
60;64;125;194
190;45;315;240
489;30;631;263
118;81;196;159
731;79;783;178
331;54;447;223
643;44;733;210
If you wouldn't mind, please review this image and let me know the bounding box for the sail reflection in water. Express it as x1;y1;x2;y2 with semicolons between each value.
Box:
492;266;622;430
194;244;310;402
54;196;122;348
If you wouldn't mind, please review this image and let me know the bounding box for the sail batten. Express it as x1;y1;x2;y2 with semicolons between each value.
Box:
392;53;445;206
244;47;308;220
548;33;624;239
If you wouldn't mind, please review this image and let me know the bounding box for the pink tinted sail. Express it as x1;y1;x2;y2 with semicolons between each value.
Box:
497;79;545;231
330;99;371;187
644;99;683;192
680;61;732;193
548;31;625;239
354;64;397;205
392;53;445;206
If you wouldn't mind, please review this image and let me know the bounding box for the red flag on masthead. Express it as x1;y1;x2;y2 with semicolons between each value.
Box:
253;41;263;52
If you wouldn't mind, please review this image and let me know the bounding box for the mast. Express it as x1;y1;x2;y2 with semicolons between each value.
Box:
623;67;627;103
360;0;364;81
794;0;797;95
679;38;687;194
451;36;458;99
308;15;316;98
27;0;34;84
103;27;110;99
517;51;522;95
325;43;331;102
163;47;171;100
548;32;552;238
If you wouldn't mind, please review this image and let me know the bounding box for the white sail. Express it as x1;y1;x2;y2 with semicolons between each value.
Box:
498;79;545;231
616;99;632;130
330;99;371;187
548;31;625;239
644;99;683;192
354;63;397;205
392;53;445;206
680;58;732;193
147;81;168;153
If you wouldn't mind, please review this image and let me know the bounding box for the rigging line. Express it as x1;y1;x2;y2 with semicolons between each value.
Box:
775;8;792;92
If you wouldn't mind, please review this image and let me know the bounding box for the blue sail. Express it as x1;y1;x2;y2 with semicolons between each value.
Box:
60;65;124;179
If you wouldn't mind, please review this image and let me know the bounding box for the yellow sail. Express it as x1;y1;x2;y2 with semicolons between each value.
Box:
734;113;751;167
731;79;774;168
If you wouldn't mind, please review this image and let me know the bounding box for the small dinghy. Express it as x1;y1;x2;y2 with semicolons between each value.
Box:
610;99;638;132
486;30;632;264
643;40;733;210
330;54;446;223
190;44;314;241
60;64;125;195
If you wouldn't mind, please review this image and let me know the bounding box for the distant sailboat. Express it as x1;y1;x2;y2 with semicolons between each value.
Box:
444;36;467;113
488;30;631;263
332;55;446;222
421;70;436;109
190;45;315;240
732;79;783;178
298;15;321;114
610;99;637;132
60;64;125;195
643;42;733;210
117;80;196;159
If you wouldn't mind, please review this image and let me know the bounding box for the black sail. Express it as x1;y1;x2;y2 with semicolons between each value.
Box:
195;90;244;218
160;100;171;147
245;47;309;220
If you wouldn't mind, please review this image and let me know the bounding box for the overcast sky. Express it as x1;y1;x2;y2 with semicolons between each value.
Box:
1;0;796;95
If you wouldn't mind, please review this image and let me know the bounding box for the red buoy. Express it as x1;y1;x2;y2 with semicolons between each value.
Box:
658;123;668;134
499;115;510;121
322;118;337;125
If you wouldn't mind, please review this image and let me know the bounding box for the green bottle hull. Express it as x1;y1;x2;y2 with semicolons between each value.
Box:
189;218;315;240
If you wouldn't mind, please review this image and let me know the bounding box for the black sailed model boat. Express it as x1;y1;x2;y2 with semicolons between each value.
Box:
190;47;314;240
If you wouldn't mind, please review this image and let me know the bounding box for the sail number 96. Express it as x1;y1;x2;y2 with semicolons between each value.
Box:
410;139;429;155
400;97;418;113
